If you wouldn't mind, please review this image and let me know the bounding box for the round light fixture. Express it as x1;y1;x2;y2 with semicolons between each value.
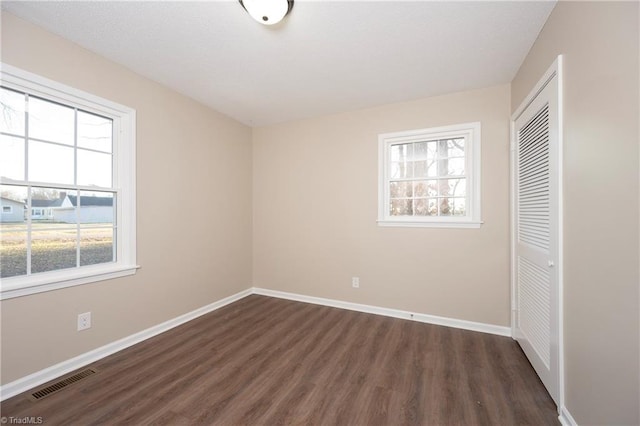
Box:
239;0;294;25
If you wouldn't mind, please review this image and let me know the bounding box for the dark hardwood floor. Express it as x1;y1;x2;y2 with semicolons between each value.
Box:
1;295;559;425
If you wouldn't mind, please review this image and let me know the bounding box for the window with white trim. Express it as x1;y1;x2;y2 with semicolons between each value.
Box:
0;64;137;299
378;122;482;228
3;206;12;213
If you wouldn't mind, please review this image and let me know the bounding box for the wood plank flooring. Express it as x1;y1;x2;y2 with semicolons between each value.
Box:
0;295;559;425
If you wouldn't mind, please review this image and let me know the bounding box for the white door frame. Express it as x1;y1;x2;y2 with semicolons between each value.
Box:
510;55;564;414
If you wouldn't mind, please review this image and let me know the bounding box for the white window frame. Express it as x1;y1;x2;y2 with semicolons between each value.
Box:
378;122;482;228
0;63;138;300
3;206;13;214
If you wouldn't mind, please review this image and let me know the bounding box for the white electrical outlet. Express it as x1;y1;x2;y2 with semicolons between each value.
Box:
77;312;92;331
352;277;360;288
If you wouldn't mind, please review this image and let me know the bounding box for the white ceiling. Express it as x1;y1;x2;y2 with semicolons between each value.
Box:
2;1;556;127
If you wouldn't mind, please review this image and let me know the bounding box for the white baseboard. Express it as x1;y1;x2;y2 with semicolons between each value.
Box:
0;288;252;401
252;287;512;337
558;405;578;426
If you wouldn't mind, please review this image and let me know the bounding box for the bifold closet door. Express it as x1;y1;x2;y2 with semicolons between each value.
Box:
513;69;560;405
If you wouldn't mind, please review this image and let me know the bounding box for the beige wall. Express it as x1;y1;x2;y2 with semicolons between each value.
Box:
0;13;253;384
253;85;511;326
512;2;639;424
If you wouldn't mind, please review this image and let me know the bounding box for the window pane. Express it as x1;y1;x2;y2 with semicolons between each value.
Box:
1;185;27;225
28;96;74;145
435;140;449;158
442;178;466;197
413;180;438;197
80;227;114;266
1;185;27;277
436;157;464;177
78;149;112;188
414;198;438;216
390;161;413;179
414;199;427;216
452;198;466;216
390;199;412;216
414;161;427;177
0;231;27;278
436;180;449;197
439;198;455;216
31;226;77;273
390;143;412;162
427;159;438;177
390;181;412;198
0;87;26;136
444;157;465;176
78;111;112;153
447;138;465;157
415;157;438;177
31;188;75;223
29;141;74;184
413;142;435;161
414;181;427;198
428;180;438;196
0;135;25;180
78;191;114;225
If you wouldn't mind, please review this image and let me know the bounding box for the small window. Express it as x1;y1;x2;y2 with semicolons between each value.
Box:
378;122;482;228
1;64;137;299
2;206;12;213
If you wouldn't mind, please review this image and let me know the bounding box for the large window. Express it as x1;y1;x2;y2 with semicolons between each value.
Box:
378;122;482;228
0;64;137;299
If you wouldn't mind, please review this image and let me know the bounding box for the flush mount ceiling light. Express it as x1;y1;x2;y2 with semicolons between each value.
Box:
239;0;294;25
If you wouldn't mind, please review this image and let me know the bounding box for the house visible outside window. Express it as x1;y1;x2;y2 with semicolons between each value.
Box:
0;64;137;299
378;122;482;228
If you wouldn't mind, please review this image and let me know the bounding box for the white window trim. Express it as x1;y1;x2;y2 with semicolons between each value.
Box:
377;122;482;228
2;206;12;213
0;63;138;300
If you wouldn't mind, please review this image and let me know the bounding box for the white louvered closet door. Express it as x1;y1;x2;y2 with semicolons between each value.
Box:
513;70;560;405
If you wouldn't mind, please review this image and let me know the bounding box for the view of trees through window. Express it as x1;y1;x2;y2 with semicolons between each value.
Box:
389;138;466;217
0;86;116;279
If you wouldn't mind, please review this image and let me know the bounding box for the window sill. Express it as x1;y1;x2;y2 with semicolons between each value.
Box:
377;219;483;229
0;264;140;300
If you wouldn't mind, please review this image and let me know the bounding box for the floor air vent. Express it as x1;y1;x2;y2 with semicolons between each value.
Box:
30;368;97;401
